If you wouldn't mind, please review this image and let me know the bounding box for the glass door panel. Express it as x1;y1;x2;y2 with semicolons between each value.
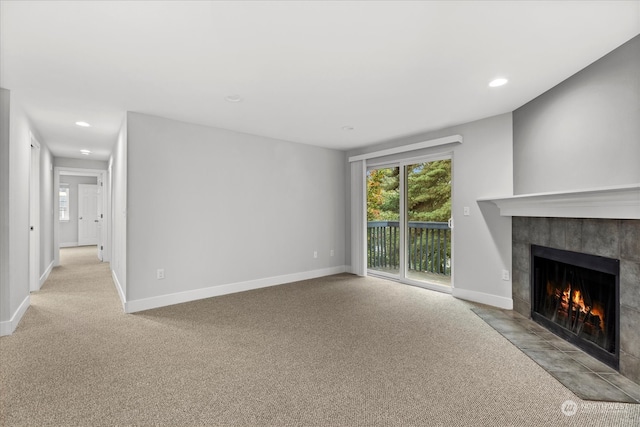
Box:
366;166;400;277
405;160;452;287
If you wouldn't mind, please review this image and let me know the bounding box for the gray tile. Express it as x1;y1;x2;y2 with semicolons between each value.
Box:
522;348;590;372
500;331;554;350
512;242;530;273
512;217;530;243
512;297;530;318
533;330;561;341
549;218;567;249
530;217;551;247
620;260;640;310
581;219;620;259
565;350;617;374
524;321;548;334
619;305;640;358
550;371;637;403
512;268;530;305
599;374;640;403
565;219;583;252
620;350;640;385
547;337;582;352
620;220;640;263
484;318;530;334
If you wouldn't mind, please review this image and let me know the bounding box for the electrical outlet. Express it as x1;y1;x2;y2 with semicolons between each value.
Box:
313;251;318;259
330;249;334;257
463;206;470;216
157;269;165;280
502;269;510;281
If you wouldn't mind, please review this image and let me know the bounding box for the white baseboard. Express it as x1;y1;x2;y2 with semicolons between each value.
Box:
452;287;513;310
125;265;348;314
60;242;78;248
0;295;30;336
111;269;126;310
39;260;54;288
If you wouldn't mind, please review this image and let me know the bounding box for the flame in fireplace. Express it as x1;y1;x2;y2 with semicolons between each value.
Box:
550;281;605;329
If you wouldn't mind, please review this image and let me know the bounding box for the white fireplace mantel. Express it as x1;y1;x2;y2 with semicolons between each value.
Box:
478;184;640;219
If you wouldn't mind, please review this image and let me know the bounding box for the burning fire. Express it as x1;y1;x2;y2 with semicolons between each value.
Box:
548;281;605;330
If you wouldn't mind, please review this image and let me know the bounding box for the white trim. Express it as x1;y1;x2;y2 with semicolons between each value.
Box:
124;266;348;314
39;260;54;288
348;134;462;163
452;287;513;310
0;295;30;336
479;183;640;219
111;269;126;310
60;242;78;248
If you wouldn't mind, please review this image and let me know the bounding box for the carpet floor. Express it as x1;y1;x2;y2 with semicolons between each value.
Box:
1;246;639;426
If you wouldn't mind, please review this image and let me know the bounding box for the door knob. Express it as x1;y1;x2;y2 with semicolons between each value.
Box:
94;220;99;222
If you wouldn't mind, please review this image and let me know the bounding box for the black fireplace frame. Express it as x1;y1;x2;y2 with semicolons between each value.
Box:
530;244;620;369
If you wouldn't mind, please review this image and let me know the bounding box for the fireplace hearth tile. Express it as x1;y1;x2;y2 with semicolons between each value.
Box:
472;305;640;403
546;337;583;352
551;371;638;403
599;374;640;402
521;348;590;372
565;351;618;374
500;331;556;350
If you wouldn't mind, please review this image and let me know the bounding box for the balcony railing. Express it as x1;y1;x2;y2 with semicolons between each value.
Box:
367;221;451;276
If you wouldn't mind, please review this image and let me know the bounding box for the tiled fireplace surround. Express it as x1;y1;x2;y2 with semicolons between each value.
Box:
512;217;640;384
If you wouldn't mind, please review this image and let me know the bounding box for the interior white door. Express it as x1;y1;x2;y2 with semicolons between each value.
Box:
78;184;99;246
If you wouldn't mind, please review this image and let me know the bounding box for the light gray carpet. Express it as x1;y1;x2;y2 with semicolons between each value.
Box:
1;246;639;426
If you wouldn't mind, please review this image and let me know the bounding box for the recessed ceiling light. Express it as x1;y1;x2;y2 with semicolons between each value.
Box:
224;95;242;103
342;126;355;131
489;78;508;88
80;149;91;155
75;121;91;127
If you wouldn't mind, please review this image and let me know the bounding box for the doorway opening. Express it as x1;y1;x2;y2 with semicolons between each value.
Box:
366;157;452;291
53;167;109;267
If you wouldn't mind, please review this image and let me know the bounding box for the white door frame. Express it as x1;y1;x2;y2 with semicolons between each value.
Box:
29;134;41;292
53;167;110;266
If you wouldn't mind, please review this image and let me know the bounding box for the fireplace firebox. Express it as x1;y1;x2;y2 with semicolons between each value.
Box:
531;245;620;369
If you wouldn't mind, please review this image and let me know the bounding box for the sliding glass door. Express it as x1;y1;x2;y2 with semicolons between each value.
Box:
366;157;452;290
366;166;400;277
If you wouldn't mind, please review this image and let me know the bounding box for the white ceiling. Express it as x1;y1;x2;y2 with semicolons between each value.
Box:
1;1;639;161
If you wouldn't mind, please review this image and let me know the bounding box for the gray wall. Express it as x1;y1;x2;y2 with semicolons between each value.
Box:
59;175;98;245
125;112;346;304
0;88;10;327
0;89;34;334
346;113;514;308
110;117;127;301
513;35;640;194
39;142;54;275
